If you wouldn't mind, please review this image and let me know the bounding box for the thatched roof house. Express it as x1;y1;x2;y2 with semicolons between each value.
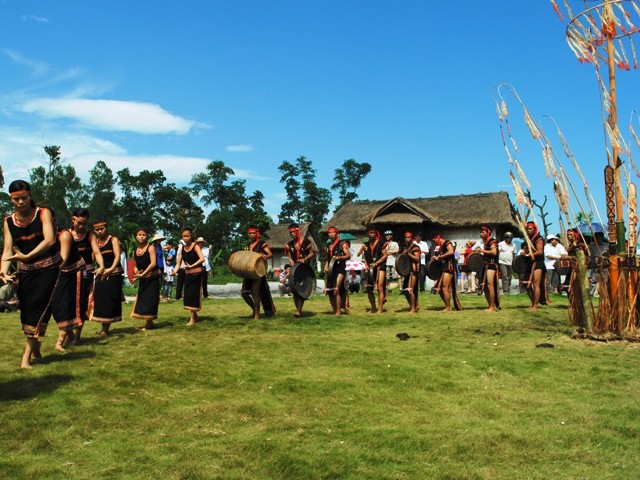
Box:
264;223;321;272
322;192;521;253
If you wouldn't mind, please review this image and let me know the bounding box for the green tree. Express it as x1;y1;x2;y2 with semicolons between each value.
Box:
29;145;87;227
277;160;303;223
115;168;167;238
331;159;372;212
154;183;204;238
87;160;117;222
190;160;253;253
277;156;330;234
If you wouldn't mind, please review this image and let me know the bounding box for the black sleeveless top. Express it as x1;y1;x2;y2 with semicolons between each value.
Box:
98;236;123;275
247;239;269;254
437;240;457;272
60;229;85;273
182;244;203;273
286;238;313;264
74;231;95;272
484;237;498;265
363;239;385;265
135;244;161;278
326;240;347;269
6;207;61;272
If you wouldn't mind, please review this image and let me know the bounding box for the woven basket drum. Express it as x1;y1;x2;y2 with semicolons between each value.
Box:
228;251;267;280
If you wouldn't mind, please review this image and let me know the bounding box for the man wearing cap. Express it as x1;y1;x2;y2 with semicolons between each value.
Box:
544;234;567;297
498;232;516;295
383;230;399;288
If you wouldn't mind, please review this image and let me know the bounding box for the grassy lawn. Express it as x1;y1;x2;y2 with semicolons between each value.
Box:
1;291;639;479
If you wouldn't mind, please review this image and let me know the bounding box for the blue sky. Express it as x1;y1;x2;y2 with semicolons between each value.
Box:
1;1;638;230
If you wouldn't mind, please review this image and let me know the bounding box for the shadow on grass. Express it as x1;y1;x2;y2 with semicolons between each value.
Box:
36;350;96;365
0;373;73;402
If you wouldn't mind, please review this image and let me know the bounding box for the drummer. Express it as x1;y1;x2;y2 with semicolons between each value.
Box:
242;226;275;320
285;223;316;318
477;225;500;312
324;226;351;316
431;233;462;311
399;231;421;313
357;226;388;313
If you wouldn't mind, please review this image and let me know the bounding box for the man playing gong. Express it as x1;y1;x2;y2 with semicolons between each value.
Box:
431;233;462;312
478;225;500;312
324;226;351;316
285;223;316;317
357;227;388;313
399;231;421;313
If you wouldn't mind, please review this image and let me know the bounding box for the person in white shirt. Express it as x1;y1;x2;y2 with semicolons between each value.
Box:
414;233;430;292
383;230;399;285
498;232;516;295
196;237;211;298
544;234;567;296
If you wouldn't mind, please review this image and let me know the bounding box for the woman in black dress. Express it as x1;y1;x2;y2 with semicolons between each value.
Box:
175;228;205;325
0;180;61;368
131;228;162;330
91;219;123;337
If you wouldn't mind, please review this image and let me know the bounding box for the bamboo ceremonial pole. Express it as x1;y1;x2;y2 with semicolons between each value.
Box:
603;1;626;304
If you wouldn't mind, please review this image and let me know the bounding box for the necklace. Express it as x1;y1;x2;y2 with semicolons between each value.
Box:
13;207;39;228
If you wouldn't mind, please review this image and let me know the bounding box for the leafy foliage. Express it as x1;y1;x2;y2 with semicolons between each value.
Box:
277;156;331;235
28;146;87;227
331;158;372;212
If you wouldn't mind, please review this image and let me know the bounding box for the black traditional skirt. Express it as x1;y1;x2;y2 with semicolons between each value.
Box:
183;268;202;312
18;266;59;337
92;273;123;323
80;270;95;322
52;267;84;331
132;273;161;320
242;277;276;316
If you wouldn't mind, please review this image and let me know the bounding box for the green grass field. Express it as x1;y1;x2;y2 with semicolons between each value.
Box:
1;291;639;480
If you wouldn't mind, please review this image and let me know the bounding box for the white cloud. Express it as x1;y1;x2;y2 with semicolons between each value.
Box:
22;15;49;23
230;168;270;181
226;144;253;153
15;98;201;134
3;49;48;76
0;127;210;185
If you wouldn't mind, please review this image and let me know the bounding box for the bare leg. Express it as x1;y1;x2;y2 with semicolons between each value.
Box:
440;273;453;311
529;268;543;310
251;281;261;319
293;296;304;317
56;330;70;352
376;271;386;313
99;323;111;338
408;273;418;313
22;337;41;369
484;269;497;312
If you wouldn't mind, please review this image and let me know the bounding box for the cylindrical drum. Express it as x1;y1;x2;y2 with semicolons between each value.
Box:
228;251;267;280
